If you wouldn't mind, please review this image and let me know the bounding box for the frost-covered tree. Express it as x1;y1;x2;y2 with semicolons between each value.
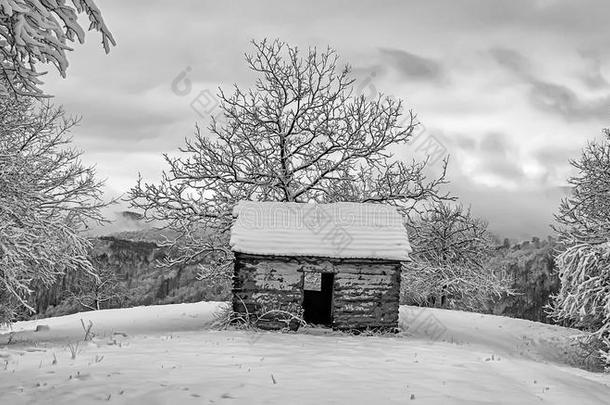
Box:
0;0;115;97
129;39;451;280
551;128;610;367
0;90;108;323
402;203;512;310
69;263;126;311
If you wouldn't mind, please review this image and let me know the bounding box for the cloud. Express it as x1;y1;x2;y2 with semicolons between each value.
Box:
479;158;525;180
38;0;610;240
479;132;512;155
578;50;609;88
474;133;523;180
453;134;477;151
438;131;570;239
449;173;567;240
533;145;579;184
535;146;576;167
488;47;610;121
581;70;609;89
528;80;610;121
378;48;444;81
488;47;531;76
433;130;526;189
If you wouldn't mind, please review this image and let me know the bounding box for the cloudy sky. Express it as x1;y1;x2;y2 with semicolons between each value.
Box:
42;0;609;240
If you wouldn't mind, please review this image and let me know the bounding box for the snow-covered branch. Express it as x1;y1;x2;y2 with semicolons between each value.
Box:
551;129;610;368
129;39;452;279
0;0;115;97
402;203;512;310
0;90;112;322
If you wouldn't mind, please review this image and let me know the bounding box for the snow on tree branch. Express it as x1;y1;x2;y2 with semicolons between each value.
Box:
402;203;512;310
129;39;454;279
550;128;610;368
0;88;112;322
0;0;115;97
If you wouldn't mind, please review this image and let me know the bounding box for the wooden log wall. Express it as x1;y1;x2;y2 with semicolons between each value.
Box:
232;253;401;330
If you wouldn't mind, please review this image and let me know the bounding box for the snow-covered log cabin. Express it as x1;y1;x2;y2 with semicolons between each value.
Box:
229;201;412;331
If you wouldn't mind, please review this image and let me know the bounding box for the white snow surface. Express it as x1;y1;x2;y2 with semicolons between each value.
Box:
230;201;412;261
0;302;609;404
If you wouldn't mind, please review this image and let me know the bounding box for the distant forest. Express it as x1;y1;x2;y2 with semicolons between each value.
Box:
27;226;560;327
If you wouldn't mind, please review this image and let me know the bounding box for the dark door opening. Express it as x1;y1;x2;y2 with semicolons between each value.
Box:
303;273;334;326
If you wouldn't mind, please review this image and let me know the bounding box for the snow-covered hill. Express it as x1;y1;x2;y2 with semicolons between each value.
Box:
1;303;609;404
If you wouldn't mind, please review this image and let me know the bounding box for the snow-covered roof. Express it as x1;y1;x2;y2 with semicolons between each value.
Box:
230;201;412;261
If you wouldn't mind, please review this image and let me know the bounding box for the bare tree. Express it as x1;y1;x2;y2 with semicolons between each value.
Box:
70;263;126;311
0;90;110;322
129;39;451;279
550;128;610;367
0;0;115;97
402;203;512;310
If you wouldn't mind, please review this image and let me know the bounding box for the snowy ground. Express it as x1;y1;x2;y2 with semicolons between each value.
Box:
1;303;609;404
